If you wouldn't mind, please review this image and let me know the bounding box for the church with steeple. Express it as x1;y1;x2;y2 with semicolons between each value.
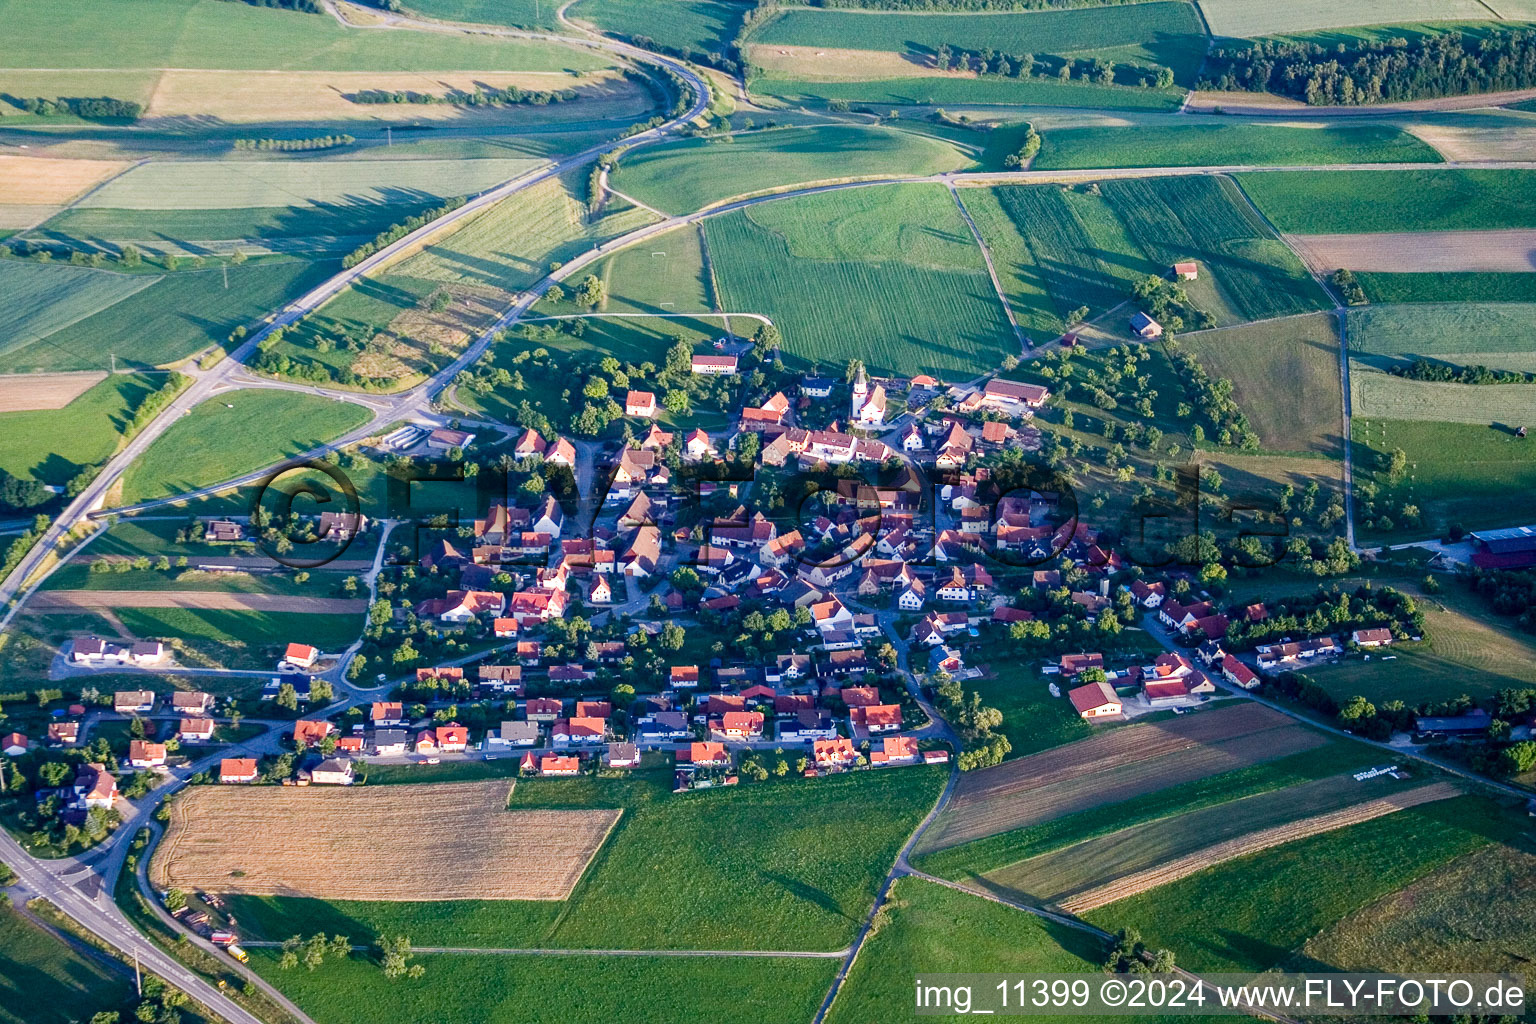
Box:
850;365;887;427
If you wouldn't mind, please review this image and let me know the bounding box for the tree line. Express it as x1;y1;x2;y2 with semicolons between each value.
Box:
234;134;354;151
1199;28;1536;105
816;0;1151;9
1389;358;1536;386
217;0;323;12
349;86;577;107
932;43;1175;89
8;95;141;119
341;195;466;269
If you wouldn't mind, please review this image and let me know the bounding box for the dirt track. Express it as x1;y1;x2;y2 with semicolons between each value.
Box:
1288;230;1536;274
31;590;367;613
0;371;107;411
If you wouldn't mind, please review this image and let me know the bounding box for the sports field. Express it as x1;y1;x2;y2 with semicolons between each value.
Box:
396;169;659;293
1237;170;1536;234
1197;0;1508;38
1346;303;1536;373
0;261;158;358
80;158;542;211
0;904;133;1024
610;124;975;214
1181;312;1343;454
1085;796;1521;973
706;183;1015;377
753;3;1208;85
118;389;373;504
0;260;337;374
224;767;945;951
154;781;619;900
1033;123;1441;170
594;225;713;314
0;372;160;486
1353;417;1536;535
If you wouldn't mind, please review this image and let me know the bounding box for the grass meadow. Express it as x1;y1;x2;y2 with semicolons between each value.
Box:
611;124;975;214
0;372;160;486
1346;303;1536;373
396;169;659;293
1085;796;1520;973
225;767;945;951
1353;417;1536;536
753;2;1208;85
1351;370;1536;425
0;905;134;1024
0;261;158;360
248;947;834;1024
115;607;361;666
704;183;1016;378
572;0;748;57
913;740;1380;883
1357;273;1536;304
1033;123;1442;170
402;0;560;29
1181;312;1343;455
0;260;339;374
118;389;373;504
749;75;1183;110
1236;170;1536;233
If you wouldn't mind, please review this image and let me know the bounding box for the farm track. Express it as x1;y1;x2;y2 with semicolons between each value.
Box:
28;590;368;613
1058;781;1463;914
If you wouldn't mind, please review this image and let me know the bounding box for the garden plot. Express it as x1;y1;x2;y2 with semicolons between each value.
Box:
1289;230;1536;275
153;780;621;901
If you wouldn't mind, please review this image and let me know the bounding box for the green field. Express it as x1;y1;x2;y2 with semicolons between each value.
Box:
402;0;559;29
1302;587;1536;705
593;224;713;314
705;183;1015;378
754;2;1208;85
982;774;1426;908
1034;123;1441;170
0;0;609;71
0;261;158;358
1085;796;1518;973
0;260;338;373
611;124;975;215
1237;170;1536;233
1351;369;1536;424
396;169;658;293
825;878;1217;1024
1099;175;1331;322
573;0;747;58
115;607;361;665
1197;0;1507;38
1357;272;1536;304
913;740;1380;882
749;74;1186;109
118;389;373;504
0;372;160;486
0;905;133;1024
250;947;834;1024
41;563;345;597
1353;417;1536;535
1182;312;1343;454
1346;302;1536;373
225;767;944;950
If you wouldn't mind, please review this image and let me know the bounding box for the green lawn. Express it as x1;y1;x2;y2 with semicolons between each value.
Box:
0;372;160;485
115;607;360;668
41;563;349;598
0;260;338;374
1034;123;1441;170
913;739;1380;883
88;519;252;560
224;767;945;951
0;260;158;359
0;0;609;71
1181;312;1343;455
611;124;976;215
1085;796;1520;973
1236;169;1536;233
704;183;1015;378
249;947;835;1024
1346;302;1536;374
1358;272;1536;304
0;905;134;1024
1353;418;1536;536
119;389;373;504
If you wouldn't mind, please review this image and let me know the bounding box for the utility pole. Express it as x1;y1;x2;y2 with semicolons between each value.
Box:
386;126;392;147
133;948;142;996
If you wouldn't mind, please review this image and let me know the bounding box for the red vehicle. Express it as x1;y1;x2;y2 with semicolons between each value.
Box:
210;931;237;946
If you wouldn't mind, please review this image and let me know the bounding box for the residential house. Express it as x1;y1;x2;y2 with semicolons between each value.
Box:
178;719;216;743
850;704;902;734
73;764;117;809
690;353;737;375
1068;680;1122;719
129;740;167;769
525;697;564;723
540;755;581;776
625;390;657;418
716;711;765;739
293;720;334;748
553;717;606;745
1222;658;1260;690
687;741;731;767
282;643;320;670
372;729;409;755
813;737;858;769
606;742;641;769
371;702;406;727
1352;627;1394;648
870;736;920;766
219;758;259;784
47;722;79;746
310;758;355;785
114;690;156;714
1;733;28;756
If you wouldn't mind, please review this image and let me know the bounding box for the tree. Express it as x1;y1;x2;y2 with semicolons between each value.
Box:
120;244;141;268
379;936;423;980
574;274;605;309
163;888;187;912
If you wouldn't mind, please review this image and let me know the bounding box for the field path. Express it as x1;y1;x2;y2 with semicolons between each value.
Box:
949;184;1028;355
30;590;367;613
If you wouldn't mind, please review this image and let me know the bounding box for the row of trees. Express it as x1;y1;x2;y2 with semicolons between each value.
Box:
350;86;577;107
1389;358;1536;386
234;134;354;151
933;43;1174;89
341;196;466;269
9;95;141;119
1200;28;1536;106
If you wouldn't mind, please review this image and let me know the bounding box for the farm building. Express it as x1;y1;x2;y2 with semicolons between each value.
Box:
1069;680;1122;719
1173;261;1199;280
691;353;738;375
1469;525;1536;570
427;428;475;451
1130;312;1163;339
1352;627;1394;648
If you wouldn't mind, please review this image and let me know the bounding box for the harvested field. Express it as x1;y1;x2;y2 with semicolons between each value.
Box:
1350;370;1536;424
919;703;1323;852
1288;230;1536;275
0;155;129;205
982;773;1428;909
1196;0;1498;39
29;591;367;614
0;371;106;411
748;44;943;81
1060;781;1460;913
143;69;639;123
152;780;621;901
1407;122;1536;163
